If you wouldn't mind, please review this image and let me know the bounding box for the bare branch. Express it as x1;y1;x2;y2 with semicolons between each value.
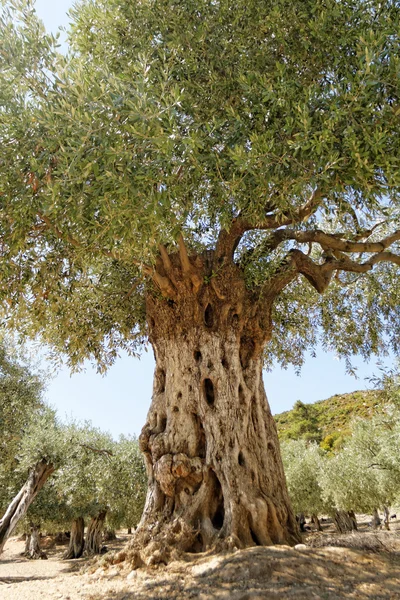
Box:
79;443;113;457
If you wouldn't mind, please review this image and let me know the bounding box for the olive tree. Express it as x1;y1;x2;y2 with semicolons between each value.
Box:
281;439;328;530
319;414;400;530
1;0;399;551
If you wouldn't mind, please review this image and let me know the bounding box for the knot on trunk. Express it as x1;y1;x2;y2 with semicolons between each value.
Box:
154;453;204;497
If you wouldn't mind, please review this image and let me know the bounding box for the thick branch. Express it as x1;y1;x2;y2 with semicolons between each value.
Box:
215;188;322;263
281;229;400;254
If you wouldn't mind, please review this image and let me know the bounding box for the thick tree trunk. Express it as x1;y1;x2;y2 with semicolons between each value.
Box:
333;510;358;533
64;517;85;559
137;261;300;557
0;460;54;555
25;524;47;559
85;511;107;555
311;513;323;532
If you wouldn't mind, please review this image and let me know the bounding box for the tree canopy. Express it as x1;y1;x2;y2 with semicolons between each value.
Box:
0;0;399;370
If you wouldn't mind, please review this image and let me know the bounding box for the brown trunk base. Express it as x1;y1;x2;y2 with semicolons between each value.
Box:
132;283;300;564
64;517;85;559
85;511;107;555
333;510;358;533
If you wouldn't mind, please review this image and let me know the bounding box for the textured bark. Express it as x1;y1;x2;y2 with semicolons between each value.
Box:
85;511;107;555
25;524;47;559
0;460;54;555
383;506;390;530
137;252;300;554
311;514;323;532
64;517;85;559
333;510;358;533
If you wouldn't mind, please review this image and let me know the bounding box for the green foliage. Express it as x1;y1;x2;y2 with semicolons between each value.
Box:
281;439;329;516
275;389;385;446
0;0;399;371
0;341;47;511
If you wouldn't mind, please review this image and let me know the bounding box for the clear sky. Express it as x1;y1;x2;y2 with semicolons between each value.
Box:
30;0;392;439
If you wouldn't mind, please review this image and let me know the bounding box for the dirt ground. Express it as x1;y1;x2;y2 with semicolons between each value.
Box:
1;522;400;600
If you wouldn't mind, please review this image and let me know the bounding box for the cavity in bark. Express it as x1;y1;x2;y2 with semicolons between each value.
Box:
156;368;166;393
204;303;214;328
238;451;245;466
210;473;224;530
203;378;215;407
238;384;245;404
194;350;202;363
240;336;255;369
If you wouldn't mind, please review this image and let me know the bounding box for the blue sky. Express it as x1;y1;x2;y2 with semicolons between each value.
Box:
29;0;391;438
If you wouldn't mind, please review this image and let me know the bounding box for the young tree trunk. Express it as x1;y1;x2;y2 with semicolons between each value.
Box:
333;510;358;533
26;524;47;559
127;527;132;535
371;508;382;530
64;517;85;559
383;506;390;530
0;460;54;555
311;514;323;532
137;259;300;558
85;511;107;555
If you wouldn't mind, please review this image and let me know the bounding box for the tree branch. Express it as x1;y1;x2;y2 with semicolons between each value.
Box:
215;188;323;263
79;443;113;457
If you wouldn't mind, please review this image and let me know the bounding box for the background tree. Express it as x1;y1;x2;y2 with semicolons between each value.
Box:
281;439;328;530
1;0;399;554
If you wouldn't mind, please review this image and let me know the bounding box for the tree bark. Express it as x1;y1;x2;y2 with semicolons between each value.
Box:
333;510;358;533
64;517;85;559
85;511;107;555
25;524;47;559
0;460;54;555
137;256;300;556
383;506;390;530
311;513;323;532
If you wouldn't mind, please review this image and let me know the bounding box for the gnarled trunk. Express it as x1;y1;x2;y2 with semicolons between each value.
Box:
333;510;358;533
137;257;300;557
64;517;85;559
85;510;107;555
25;524;47;559
0;460;54;555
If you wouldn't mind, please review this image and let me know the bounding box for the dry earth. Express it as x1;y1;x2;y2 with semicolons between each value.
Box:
1;525;400;600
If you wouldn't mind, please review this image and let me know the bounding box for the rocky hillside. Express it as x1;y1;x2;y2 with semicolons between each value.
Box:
274;389;386;450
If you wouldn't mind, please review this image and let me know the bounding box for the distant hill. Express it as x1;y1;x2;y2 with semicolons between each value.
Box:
274;389;386;451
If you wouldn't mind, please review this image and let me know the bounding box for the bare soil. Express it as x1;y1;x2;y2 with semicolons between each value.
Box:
1;522;400;600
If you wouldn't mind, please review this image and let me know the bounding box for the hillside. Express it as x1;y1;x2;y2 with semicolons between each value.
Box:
274;389;386;450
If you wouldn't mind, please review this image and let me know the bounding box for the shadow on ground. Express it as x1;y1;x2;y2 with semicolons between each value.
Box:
84;542;400;600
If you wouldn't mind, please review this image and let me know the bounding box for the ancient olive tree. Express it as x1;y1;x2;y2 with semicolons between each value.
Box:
1;0;400;552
